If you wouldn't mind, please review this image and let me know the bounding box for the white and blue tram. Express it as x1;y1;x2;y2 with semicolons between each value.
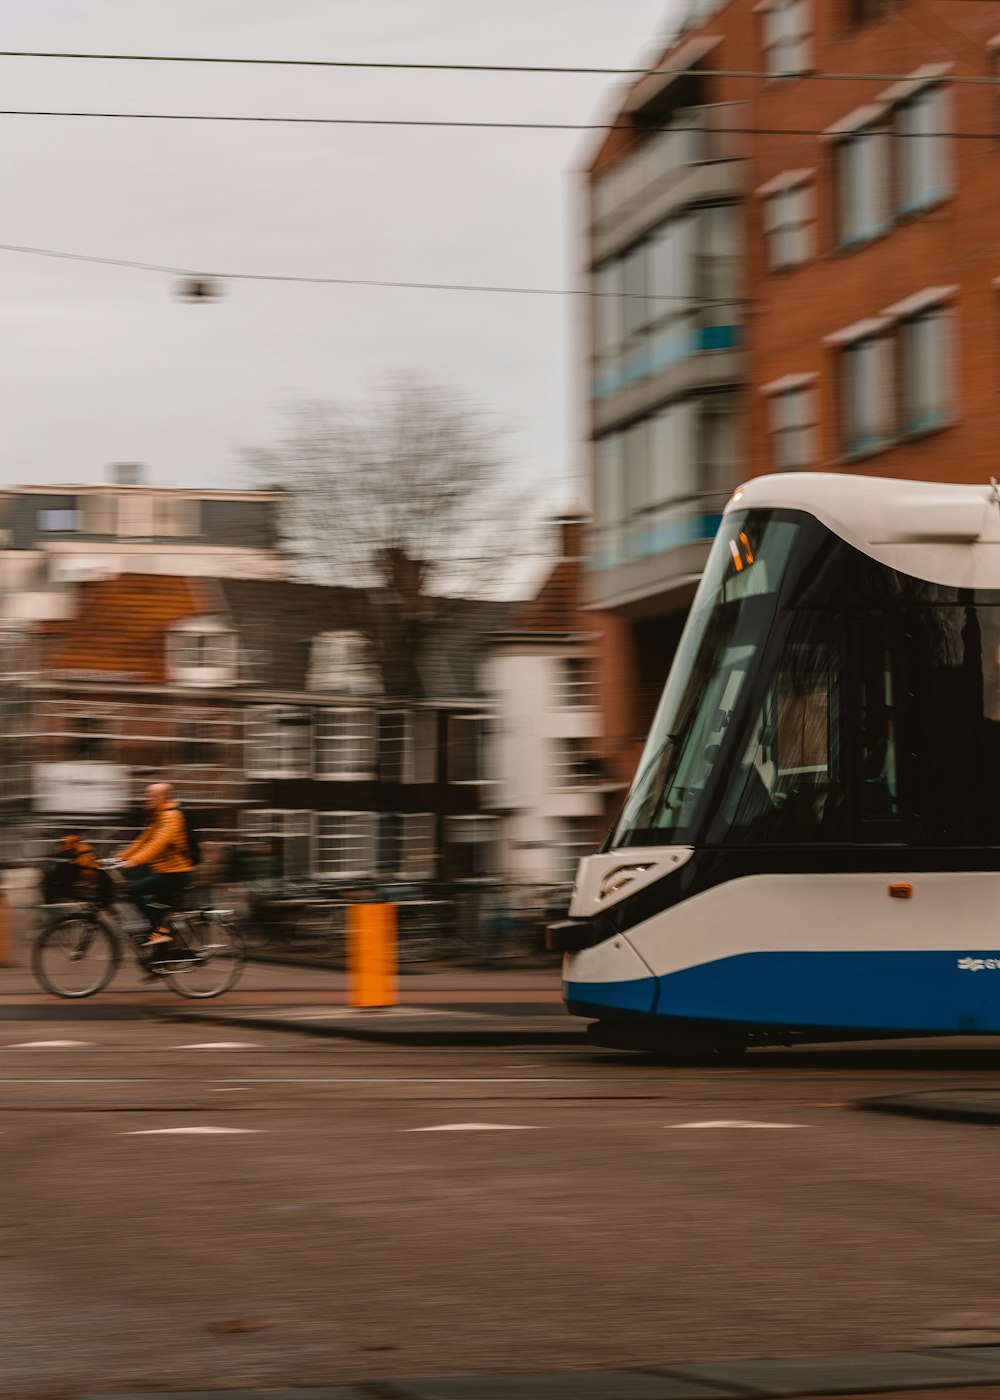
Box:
551;473;1000;1052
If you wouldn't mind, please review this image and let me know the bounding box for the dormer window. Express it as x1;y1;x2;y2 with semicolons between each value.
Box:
169;616;237;685
308;630;382;695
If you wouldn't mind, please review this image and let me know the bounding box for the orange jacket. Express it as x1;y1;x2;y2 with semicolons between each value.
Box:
117;801;194;873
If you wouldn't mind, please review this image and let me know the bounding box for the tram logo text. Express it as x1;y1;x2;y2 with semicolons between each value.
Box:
957;957;1000;971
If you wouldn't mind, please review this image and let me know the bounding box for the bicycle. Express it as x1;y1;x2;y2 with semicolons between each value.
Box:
32;861;246;1000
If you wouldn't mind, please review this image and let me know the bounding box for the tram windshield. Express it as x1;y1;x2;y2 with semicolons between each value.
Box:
613;505;1000;850
613;511;801;846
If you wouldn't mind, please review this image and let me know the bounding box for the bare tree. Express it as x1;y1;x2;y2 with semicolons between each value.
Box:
246;373;539;696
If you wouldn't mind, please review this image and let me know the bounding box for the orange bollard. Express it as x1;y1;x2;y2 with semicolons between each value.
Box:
347;903;397;1008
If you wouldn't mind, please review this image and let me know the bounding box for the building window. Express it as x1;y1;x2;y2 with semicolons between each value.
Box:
595;391;739;568
556;818;597;883
895;87;950;213
446;815;498;878
447;715;485;783
591;203;741;400
768;386;817;470
308;630;382;694
315;812;376;878
379;710;438;785
554;657;597;709
764;182;813;269
837;129;891;244
841;334;895;455
552;737;596;790
762;0;812;77
73;715;110;762
847;0;886;25
838;306;953;455
245;705;312;778
379;812;437;880
153;497;199;538
902;307;952;432
37;508;80;532
240;809;311;879
171;629;237;673
315;709;376;780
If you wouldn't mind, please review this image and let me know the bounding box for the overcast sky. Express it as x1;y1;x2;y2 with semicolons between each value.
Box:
0;0;681;508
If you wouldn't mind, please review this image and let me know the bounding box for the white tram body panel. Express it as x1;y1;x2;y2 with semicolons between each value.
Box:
558;475;1000;1041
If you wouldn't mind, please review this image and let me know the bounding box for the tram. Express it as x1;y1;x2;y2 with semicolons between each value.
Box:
551;473;1000;1053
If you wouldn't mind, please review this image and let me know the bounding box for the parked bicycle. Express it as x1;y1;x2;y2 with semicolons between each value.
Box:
33;859;246;1000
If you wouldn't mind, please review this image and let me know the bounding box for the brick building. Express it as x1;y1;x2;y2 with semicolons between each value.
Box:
581;0;1000;778
22;573;505;882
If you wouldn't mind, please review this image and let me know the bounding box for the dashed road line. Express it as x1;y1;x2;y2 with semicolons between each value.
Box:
405;1121;540;1132
123;1126;262;1136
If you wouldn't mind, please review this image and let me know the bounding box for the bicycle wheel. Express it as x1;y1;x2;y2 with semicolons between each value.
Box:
163;916;246;999
32;915;120;998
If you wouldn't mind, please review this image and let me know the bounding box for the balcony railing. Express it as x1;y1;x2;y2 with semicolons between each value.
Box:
591;490;730;573
592;103;748;231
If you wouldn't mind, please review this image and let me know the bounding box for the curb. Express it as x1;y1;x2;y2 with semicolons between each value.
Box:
71;1344;1000;1399
858;1090;1000;1125
163;1007;588;1048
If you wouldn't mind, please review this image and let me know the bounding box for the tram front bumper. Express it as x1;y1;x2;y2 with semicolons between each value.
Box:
547;918;597;953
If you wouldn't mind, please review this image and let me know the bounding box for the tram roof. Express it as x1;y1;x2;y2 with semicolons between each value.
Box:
726;473;1000;590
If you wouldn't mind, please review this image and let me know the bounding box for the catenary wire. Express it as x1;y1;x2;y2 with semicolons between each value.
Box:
0;240;753;304
0;108;992;138
2;48;1000;85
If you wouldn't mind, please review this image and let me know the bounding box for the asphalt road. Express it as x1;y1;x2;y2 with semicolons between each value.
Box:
6;1018;1000;1398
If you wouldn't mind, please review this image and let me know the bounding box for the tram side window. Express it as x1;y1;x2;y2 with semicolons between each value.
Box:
725;616;844;842
858;623;899;822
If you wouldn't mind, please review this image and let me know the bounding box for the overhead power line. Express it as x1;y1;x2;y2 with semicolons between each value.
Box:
0;239;752;305
3;48;1000;86
0;108;992;139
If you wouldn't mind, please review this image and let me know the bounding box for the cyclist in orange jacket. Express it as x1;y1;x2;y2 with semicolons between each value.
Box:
115;782;195;948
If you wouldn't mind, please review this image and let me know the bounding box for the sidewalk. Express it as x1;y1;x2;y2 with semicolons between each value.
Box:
67;1345;1000;1399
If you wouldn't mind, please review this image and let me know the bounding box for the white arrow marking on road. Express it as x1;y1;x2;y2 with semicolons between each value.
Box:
124;1126;261;1136
7;1040;94;1049
175;1042;260;1050
670;1120;805;1129
405;1122;540;1132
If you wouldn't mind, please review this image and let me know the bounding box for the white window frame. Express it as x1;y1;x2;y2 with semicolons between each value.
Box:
836;127;892;245
763;181;813;270
551;737;594;791
553;656;598;710
308;630;382;695
315;708;376;780
245;705;312;779
446;815;499;877
761;0;813;78
314;811;377;878
766;384;817;470
380;812;438;879
895;85;951;214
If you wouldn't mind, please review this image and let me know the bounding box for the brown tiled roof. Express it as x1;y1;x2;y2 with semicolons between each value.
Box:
509;556;583;633
508;518;587;634
38;574;211;682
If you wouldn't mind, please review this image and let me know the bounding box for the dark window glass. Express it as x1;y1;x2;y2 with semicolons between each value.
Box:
858;620;899;823
614;512;801;846
725;613;845;843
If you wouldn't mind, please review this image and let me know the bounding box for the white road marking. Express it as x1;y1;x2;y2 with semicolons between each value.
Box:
123;1126;261;1136
6;1040;94;1049
175;1042;260;1050
670;1120;805;1129
405;1122;540;1132
210;1087;251;1092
